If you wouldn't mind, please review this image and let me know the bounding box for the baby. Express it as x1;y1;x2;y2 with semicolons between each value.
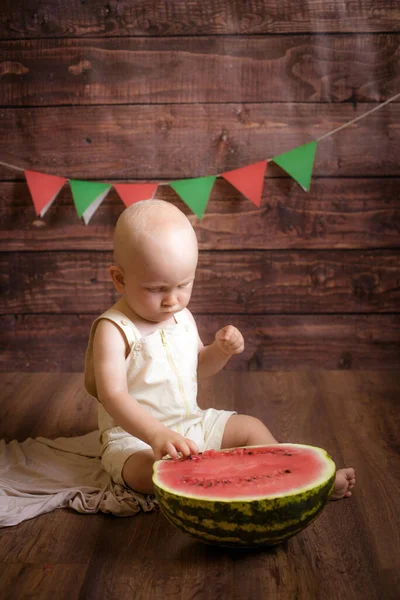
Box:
85;199;355;499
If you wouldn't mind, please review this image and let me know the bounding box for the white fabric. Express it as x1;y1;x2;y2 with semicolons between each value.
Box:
101;407;235;486
84;308;204;452
0;308;234;527
0;430;157;528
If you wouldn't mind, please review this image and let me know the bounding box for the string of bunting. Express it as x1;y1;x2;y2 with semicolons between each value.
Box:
1;92;399;224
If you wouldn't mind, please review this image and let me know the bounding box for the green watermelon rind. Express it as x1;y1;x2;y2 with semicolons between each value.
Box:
153;443;336;548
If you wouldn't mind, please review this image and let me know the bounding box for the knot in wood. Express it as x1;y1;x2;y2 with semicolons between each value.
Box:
0;62;29;77
339;352;353;369
68;60;93;76
310;264;329;288
352;274;378;302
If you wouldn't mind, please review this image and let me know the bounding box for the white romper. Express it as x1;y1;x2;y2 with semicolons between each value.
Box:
84;307;236;486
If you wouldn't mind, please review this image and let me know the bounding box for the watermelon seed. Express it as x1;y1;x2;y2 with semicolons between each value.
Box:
285;469;292;473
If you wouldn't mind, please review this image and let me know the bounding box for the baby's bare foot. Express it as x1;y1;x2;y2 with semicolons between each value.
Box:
331;468;356;500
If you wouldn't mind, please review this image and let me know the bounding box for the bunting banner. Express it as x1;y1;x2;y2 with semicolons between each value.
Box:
1;91;399;224
24;170;67;217
221;160;268;207
272;141;317;192
70;179;111;224
169;175;217;219
114;183;158;207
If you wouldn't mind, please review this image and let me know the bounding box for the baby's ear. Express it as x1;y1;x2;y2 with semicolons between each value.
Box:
108;265;125;293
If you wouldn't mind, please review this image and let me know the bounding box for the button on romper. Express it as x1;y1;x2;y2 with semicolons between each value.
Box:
84;308;236;486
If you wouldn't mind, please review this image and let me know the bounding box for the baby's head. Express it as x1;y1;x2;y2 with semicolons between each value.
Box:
109;199;198;323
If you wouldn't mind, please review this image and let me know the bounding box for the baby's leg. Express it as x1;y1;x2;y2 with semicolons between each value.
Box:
121;416;276;493
221;414;278;448
122;449;155;494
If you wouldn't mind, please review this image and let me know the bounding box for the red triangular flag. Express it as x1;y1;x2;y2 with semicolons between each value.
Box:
114;183;158;207
221;160;268;207
25;170;67;217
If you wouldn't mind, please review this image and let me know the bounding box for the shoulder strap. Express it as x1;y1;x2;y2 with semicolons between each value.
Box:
174;308;196;332
95;308;140;350
174;308;186;325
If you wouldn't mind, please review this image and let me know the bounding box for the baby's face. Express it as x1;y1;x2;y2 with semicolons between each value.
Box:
121;229;198;323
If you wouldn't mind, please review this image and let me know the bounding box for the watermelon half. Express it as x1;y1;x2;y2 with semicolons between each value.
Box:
152;443;336;548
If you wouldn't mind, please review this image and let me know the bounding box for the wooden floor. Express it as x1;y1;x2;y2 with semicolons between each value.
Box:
0;371;399;600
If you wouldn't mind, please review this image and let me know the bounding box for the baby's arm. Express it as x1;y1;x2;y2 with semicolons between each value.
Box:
185;311;244;380
92;320;198;459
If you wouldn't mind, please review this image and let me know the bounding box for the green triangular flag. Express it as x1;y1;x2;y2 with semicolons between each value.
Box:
169;175;216;219
272;140;317;191
70;179;111;224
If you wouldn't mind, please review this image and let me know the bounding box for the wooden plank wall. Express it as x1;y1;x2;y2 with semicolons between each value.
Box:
0;0;399;371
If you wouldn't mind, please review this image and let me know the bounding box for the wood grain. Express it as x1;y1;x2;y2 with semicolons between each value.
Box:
1;1;399;38
1;178;400;251
1;103;399;180
0;371;399;599
1;1;399;380
0;373;97;442
315;370;400;571
1;35;399;105
1;249;399;314
2;314;399;371
0;563;87;600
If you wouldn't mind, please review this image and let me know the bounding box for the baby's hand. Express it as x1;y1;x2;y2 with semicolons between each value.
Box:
215;325;245;356
149;428;199;461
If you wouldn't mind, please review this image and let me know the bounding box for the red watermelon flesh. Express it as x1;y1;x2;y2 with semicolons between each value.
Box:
155;444;331;500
